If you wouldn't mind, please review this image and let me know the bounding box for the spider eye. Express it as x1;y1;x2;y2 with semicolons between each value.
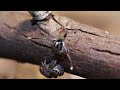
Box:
53;69;60;75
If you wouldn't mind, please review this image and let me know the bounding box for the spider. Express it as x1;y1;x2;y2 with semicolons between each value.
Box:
40;59;64;78
52;27;68;54
52;27;73;70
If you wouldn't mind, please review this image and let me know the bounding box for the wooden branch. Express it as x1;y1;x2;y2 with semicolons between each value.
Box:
0;11;120;79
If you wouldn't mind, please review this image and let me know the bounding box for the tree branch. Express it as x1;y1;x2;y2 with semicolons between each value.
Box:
0;11;120;79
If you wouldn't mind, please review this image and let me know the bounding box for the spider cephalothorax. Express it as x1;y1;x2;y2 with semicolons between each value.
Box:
40;59;64;78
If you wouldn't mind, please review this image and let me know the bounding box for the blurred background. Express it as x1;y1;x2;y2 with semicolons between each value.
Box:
0;11;120;79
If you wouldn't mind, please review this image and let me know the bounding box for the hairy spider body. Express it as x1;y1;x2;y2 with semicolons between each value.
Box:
52;39;68;54
40;59;64;78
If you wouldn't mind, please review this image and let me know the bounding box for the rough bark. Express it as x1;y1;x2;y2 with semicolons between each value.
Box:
0;11;120;79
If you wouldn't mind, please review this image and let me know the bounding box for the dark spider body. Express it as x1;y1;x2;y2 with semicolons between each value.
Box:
40;60;64;78
54;39;64;52
52;39;68;55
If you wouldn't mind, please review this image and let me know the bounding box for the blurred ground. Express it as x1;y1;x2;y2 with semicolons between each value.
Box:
0;59;17;79
0;11;120;79
0;58;84;79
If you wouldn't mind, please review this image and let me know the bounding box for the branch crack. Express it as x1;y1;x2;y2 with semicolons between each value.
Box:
92;48;120;56
51;15;102;37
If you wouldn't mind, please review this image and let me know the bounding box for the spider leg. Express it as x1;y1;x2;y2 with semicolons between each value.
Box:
66;53;73;70
49;60;57;69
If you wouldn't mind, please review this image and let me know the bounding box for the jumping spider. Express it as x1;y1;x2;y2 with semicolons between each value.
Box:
52;27;73;70
40;59;64;78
